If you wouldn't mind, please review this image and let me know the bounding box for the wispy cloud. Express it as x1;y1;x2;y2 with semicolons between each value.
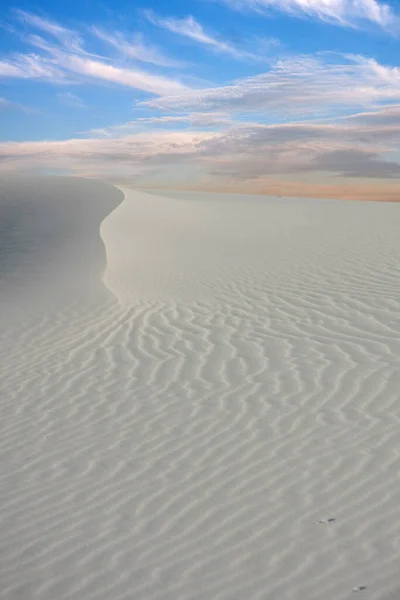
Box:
345;103;400;125
0;50;188;93
0;53;68;81
145;11;261;59
143;53;400;117
139;112;233;126
55;53;189;94
0;97;12;109
84;112;233;137
15;9;85;53
1;12;189;95
91;27;183;67
57;91;87;108
0;96;31;112
219;0;397;29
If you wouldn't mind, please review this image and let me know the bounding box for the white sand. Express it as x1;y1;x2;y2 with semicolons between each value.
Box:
1;177;400;600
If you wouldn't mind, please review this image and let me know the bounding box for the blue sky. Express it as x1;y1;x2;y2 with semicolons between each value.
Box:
1;0;400;199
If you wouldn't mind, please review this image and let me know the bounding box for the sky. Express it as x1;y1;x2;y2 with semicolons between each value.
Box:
1;0;400;200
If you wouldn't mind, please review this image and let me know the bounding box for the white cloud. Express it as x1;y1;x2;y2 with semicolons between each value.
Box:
0;53;68;81
0;12;189;95
143;54;400;117
0;60;27;78
352;54;400;81
220;0;397;29
55;53;188;94
145;11;260;59
91;27;183;67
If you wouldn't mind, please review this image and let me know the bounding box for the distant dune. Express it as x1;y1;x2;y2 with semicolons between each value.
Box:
1;176;400;600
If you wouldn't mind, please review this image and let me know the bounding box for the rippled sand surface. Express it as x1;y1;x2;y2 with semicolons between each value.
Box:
1;177;399;600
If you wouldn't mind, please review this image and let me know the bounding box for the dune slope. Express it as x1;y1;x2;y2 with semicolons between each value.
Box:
0;176;123;305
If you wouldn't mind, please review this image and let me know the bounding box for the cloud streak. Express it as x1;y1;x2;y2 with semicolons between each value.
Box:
91;27;184;67
85;112;233;136
56;53;188;94
57;92;87;108
0;97;30;112
219;0;397;29
145;11;261;59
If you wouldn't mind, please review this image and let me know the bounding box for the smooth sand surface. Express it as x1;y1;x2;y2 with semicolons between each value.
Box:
1;177;400;600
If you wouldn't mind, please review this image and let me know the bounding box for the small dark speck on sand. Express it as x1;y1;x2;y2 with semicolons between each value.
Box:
315;517;336;524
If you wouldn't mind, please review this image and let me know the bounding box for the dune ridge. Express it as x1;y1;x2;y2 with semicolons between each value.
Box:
1;179;400;600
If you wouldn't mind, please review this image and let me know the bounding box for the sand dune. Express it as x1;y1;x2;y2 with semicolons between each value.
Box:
1;177;400;600
0;176;123;306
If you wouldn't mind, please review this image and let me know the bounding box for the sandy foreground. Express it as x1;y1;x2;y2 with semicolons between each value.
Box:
0;176;399;600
